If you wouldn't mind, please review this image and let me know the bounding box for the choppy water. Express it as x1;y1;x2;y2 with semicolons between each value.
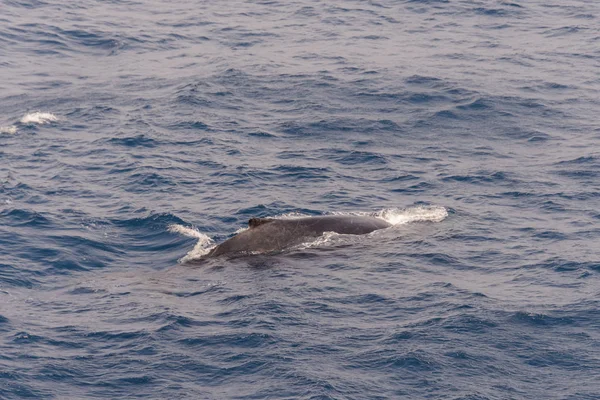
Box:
1;0;600;399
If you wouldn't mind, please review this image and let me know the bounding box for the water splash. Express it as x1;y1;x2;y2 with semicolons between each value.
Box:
378;205;448;225
328;206;448;225
297;231;343;250
20;112;59;125
0;125;17;134
168;224;215;263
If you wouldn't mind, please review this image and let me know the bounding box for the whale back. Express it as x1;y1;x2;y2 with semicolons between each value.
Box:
205;215;391;258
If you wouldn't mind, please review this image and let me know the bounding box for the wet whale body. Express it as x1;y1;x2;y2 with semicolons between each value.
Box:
204;215;392;258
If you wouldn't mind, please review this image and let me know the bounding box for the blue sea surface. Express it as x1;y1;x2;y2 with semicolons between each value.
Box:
1;0;600;398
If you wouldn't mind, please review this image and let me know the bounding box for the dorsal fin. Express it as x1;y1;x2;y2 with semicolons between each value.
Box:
248;218;275;228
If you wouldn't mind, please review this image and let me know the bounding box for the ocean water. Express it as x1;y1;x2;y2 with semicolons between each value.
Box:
1;0;600;398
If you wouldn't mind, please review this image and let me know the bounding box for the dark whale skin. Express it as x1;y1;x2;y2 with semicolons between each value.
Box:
205;215;392;258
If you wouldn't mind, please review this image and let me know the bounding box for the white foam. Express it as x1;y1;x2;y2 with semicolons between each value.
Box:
0;125;17;134
296;231;342;249
233;226;249;234
20;112;58;125
168;224;206;239
277;212;312;219
378;205;448;225
168;224;215;263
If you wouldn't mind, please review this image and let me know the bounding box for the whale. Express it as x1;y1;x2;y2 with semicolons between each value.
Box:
203;215;392;258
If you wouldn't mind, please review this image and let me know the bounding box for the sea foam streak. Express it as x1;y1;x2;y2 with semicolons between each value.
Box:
20;112;58;124
168;224;215;263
